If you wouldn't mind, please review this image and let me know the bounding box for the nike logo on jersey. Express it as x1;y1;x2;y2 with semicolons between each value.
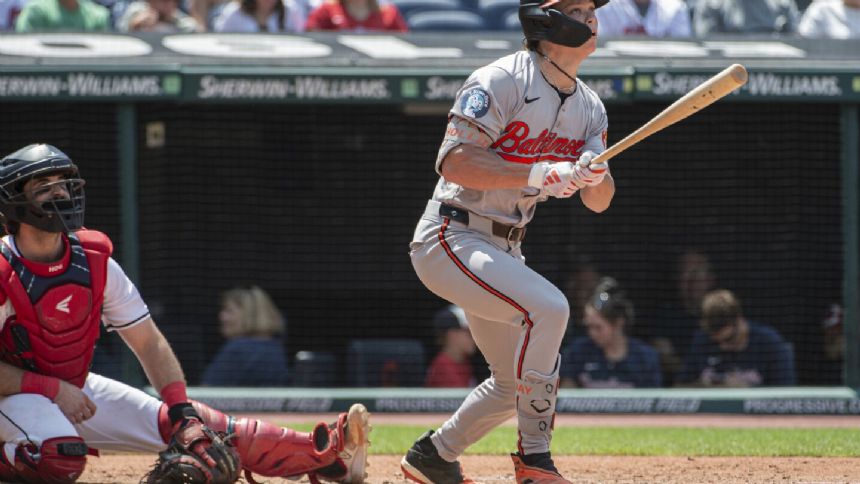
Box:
56;294;72;313
524;96;540;104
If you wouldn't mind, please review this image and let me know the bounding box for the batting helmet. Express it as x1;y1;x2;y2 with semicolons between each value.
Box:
520;0;608;48
0;143;85;233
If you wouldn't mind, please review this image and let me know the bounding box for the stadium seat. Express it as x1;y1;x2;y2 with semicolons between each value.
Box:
502;8;521;30
292;350;337;387
390;0;462;18
347;338;426;387
477;0;518;29
408;9;488;31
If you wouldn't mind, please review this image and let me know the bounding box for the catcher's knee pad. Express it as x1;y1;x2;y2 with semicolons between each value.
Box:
0;437;88;483
516;355;560;454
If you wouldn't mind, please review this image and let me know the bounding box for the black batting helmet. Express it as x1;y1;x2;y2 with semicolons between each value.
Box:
520;0;608;48
0;143;86;233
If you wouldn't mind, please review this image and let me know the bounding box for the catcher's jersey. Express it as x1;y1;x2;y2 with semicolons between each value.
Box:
432;50;608;227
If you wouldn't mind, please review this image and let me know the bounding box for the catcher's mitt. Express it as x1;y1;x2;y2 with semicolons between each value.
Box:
143;418;241;484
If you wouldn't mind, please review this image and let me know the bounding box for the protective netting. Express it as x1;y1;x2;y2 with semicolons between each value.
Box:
0;101;846;388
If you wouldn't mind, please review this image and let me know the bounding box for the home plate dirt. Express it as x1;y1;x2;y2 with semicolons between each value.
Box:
80;413;860;483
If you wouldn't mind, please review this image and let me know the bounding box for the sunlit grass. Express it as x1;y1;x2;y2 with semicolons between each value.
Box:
288;423;860;457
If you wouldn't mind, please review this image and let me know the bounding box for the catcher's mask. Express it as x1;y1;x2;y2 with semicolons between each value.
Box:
0;143;86;233
519;0;607;48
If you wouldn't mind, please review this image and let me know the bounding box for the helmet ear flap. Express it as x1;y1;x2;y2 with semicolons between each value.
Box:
519;2;552;41
519;3;595;48
545;8;594;46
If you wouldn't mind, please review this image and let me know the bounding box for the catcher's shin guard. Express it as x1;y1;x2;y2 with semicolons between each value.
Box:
159;401;370;482
0;437;88;484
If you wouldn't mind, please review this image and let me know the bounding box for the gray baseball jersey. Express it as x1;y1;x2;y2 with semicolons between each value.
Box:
432;49;608;226
410;49;609;461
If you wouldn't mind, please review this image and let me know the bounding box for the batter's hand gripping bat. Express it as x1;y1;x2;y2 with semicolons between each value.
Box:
591;63;748;165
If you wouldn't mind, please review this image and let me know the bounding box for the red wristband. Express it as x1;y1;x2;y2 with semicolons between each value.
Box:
160;381;188;408
21;372;60;400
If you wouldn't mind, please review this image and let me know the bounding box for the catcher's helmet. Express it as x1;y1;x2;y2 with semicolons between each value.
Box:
0;143;85;233
520;0;608;48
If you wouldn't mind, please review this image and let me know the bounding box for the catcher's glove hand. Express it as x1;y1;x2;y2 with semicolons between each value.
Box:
143;405;241;484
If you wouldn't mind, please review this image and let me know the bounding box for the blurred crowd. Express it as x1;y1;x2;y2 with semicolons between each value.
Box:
425;247;824;390
0;0;857;38
142;245;842;389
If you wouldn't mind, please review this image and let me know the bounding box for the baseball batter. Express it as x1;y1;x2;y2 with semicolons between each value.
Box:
400;1;614;482
0;143;371;484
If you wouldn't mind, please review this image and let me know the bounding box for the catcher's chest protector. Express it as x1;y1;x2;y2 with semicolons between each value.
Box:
0;230;110;387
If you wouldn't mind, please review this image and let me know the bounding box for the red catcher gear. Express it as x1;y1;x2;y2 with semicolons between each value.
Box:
0;230;111;387
158;401;361;482
0;436;88;484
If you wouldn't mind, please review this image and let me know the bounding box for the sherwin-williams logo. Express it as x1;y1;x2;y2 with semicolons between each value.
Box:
162;75;181;95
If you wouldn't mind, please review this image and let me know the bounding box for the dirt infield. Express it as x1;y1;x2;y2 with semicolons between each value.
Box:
81;454;860;483
79;413;860;483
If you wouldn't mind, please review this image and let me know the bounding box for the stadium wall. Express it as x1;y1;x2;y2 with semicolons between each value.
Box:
0;34;857;410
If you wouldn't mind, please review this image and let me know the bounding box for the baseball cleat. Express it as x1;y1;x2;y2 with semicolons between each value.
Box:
511;452;572;484
337;403;372;483
401;430;474;484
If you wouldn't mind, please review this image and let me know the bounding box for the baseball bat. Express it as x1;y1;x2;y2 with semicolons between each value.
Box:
592;63;748;165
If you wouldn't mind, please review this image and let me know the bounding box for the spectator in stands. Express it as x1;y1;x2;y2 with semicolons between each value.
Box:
816;301;844;385
0;0;26;30
678;289;796;387
425;305;477;388
212;0;306;32
201;286;290;386
646;248;716;386
188;0;223;30
693;0;800;35
117;0;201;31
596;0;692;37
15;0;110;31
560;256;602;350
798;0;860;38
305;0;407;32
821;302;844;362
561;277;662;388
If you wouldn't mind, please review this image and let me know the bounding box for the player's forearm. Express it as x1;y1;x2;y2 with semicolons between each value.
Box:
138;333;186;392
0;362;26;397
580;173;615;213
441;145;532;191
120;318;186;391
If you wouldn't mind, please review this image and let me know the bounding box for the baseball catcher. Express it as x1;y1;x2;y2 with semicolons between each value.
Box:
0;143;371;484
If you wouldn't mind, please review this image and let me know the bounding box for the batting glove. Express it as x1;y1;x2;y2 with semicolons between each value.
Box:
528;162;581;198
572;151;609;187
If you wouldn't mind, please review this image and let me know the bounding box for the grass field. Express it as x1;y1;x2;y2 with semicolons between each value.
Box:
289;424;860;457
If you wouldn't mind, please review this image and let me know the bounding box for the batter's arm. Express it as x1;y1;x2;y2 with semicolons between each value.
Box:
579;172;614;213
439;116;531;190
442;144;533;191
119;316;187;393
